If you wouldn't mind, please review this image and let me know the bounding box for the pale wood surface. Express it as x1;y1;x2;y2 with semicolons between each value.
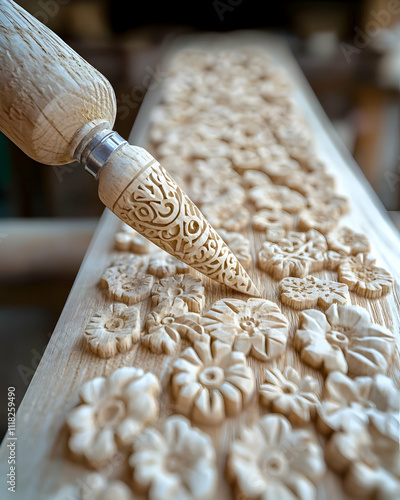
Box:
0;0;116;165
0;32;399;500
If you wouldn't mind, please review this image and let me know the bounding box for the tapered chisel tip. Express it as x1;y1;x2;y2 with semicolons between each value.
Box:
106;145;260;296
242;278;262;297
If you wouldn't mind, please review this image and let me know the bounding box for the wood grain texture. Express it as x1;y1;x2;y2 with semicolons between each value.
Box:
0;0;116;165
0;32;399;500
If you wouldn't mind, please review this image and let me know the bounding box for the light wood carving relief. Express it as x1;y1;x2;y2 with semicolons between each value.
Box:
69;45;399;499
7;40;400;500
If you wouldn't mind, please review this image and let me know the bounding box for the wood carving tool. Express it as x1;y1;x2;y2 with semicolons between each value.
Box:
0;0;260;296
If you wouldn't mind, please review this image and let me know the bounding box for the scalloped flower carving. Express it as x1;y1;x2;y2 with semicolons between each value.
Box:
261;157;301;185
188;158;244;206
258;230;327;280
249;184;307;214
103;254;146;275
294;304;395;376
201;201;250;232
115;222;154;254
325;421;400;500
80;474;133;500
252;208;294;233
66;367;160;467
279;275;350;310
142;299;195;355
284;169;336;197
202;298;289;361
227;414;326;500
338;253;393;298
241;170;272;190
151;274;205;313
308;191;350;216
130;416;217;500
316;371;400;436
100;257;153;305
231;148;262;174
298;205;341;234
84;303;140;358
172;338;255;424
148;251;189;278
259;367;320;424
54;475;133;500
326;226;370;256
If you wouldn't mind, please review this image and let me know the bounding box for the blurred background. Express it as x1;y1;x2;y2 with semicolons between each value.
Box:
1;0;400;437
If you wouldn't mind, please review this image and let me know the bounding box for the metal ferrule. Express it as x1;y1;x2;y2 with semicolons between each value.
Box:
78;129;127;179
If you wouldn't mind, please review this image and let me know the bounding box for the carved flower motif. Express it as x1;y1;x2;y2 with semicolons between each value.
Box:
241;170;272;190
308;191;350;215
148;251;189;278
227;414;326;500
151;274;205;313
294;304;395;376
317;371;400;436
142;299;199;355
198;182;245;209
129;416;217;500
189;138;231;160
218;229;252;269
261;157;301;185
201;201;250;232
104;254;146;274
229;123;276;149
66;367;160;466
303;150;328;168
263;226;287;243
80;474;133;500
84;304;141;358
172;338;255;424
258;144;288;164
326;226;370;255
249;184;306;214
338;253;393;298
202;298;288;361
325;422;400;500
259;367;320;424
100;257;153;305
188;158;244;206
258;230;327;280
157;137;197;159
230;148;262;174
54;474;133;500
280;275;350;310
298;205;341;234
115;222;154;254
324;249;348;271
284;169;336;197
252;208;294;233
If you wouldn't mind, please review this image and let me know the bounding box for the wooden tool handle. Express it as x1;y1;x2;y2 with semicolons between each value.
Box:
0;1;259;296
0;0;116;165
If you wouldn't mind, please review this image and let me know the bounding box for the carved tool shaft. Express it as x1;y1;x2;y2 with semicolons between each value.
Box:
0;0;259;296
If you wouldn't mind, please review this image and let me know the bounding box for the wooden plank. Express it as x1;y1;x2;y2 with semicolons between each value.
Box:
1;32;399;500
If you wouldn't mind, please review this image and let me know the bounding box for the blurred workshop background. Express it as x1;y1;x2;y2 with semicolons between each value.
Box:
1;0;400;437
